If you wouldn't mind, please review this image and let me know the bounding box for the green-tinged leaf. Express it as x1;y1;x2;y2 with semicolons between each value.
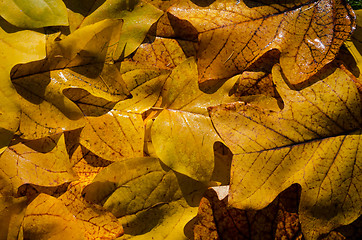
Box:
78;0;163;59
209;64;362;239
151;58;238;181
22;194;85;240
152;110;222;182
0;0;68;28
113;61;170;113
0;135;77;194
56;18;123;64
79;110;144;161
0;196;27;240
0;19;46;152
83;157;208;240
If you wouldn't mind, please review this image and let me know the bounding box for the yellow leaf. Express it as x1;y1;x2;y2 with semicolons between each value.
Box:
22;193;85;240
152;110;222;182
79;0;163;58
209;64;362;239
83;157;208;239
79;110;144;161
0;135;77;195
0;18;46;152
56;18;123;64
12;72;85;139
150;57;238;181
0;0;68;28
59;183;124;240
0;196;27;240
169;0;355;84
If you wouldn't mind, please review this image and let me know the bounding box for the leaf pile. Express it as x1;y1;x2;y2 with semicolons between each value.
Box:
0;0;361;239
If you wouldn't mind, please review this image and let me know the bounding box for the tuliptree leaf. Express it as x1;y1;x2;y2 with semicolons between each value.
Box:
0;0;68;28
0;19;46;152
0;135;77;195
83;157;208;239
151;57;238;181
77;0;163;59
209;64;362;239
169;0;355;85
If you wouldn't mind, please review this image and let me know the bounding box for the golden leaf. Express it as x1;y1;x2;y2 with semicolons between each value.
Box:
209;64;362;239
169;0;355;85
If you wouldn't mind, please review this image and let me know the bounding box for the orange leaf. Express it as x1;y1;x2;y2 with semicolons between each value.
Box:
169;0;355;85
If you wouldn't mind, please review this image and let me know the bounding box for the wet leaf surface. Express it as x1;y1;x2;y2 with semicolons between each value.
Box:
169;0;355;85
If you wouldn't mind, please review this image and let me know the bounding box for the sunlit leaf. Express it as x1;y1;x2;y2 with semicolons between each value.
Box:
0;19;46;152
209;64;362;239
83;157;208;239
131;37;189;69
151;57;238;181
169;0;355;84
59;183;124;239
22;193;85;240
0;0;68;28
79;110;144;161
0;135;77;195
78;0;163;59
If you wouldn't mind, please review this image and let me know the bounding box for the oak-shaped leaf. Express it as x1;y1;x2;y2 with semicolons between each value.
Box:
209;64;362;239
151;57;238;181
83;157;209;239
169;0;355;85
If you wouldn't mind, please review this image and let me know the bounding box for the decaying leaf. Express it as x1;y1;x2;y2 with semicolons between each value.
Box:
194;185;301;240
209;64;362;239
169;0;355;85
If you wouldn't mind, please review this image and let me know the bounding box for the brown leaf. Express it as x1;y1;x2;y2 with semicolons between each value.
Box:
194;185;302;240
169;0;355;85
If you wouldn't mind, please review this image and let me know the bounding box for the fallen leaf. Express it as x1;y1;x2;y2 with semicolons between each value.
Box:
22;193;85;240
0;135;77;195
131;37;188;69
169;0;355;84
0;0;68;28
209;64;362;239
79;0;163;59
151;57;238;181
79;110;144;161
0;18;46;152
194;185;301;240
83;157;208;239
0;196;27;240
59;183;124;240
